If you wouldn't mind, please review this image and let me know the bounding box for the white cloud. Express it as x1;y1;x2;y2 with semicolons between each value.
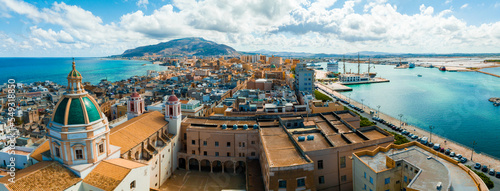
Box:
136;0;148;8
0;0;499;56
494;2;500;8
445;0;452;4
460;3;468;9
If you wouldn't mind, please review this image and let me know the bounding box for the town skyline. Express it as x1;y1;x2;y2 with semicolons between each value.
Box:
1;0;500;57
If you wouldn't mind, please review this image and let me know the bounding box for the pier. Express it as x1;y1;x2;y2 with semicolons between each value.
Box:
476;70;500;78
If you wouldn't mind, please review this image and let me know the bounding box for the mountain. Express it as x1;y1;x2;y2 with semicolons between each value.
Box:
119;37;239;57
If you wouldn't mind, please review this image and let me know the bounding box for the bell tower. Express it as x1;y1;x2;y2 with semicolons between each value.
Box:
127;89;145;120
165;91;181;135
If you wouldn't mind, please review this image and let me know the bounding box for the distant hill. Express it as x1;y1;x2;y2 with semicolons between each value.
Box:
119;37;239;57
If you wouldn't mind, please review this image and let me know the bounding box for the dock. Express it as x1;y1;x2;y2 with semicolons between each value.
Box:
328;83;352;91
339;77;390;85
444;66;472;72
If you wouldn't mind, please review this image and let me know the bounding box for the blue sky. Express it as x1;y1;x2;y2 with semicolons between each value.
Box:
0;0;499;57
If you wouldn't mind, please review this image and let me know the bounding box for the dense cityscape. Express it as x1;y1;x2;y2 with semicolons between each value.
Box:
1;0;500;191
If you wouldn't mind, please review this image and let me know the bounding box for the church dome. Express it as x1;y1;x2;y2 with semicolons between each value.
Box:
131;92;140;98
53;95;102;125
168;95;178;102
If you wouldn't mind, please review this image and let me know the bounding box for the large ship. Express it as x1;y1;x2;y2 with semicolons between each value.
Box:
327;59;339;73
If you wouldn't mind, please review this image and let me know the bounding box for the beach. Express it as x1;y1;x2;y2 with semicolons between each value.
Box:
317;82;500;171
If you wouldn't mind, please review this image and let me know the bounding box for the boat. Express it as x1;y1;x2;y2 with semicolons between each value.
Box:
327;59;339;73
409;63;415;68
417;74;422;77
439;66;446;71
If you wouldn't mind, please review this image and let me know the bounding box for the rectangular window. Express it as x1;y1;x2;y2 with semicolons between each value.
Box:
204;151;207;156
227;152;230;157
278;180;286;188
297;178;305;187
364;184;366;190
251;152;256;156
385;177;390;184
340;156;346;168
192;140;196;145
55;147;60;158
98;143;104;154
184;133;186;139
215;141;219;147
203;141;207;146
192;150;195;155
341;175;347;182
227;142;231;147
369;177;373;184
75;149;83;159
318;160;323;169
404;176;407;183
364;172;366;179
319;176;325;184
242;142;245;147
251;141;255;144
215;152;219;156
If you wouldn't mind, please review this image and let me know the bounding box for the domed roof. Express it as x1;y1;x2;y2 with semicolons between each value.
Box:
67;60;82;79
53;94;102;125
168;95;178;102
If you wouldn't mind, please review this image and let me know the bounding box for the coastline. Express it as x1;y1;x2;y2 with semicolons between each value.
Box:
317;82;500;171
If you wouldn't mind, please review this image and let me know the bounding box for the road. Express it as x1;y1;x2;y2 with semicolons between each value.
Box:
316;83;500;190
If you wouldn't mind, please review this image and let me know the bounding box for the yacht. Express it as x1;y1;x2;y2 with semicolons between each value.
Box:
327;60;339;73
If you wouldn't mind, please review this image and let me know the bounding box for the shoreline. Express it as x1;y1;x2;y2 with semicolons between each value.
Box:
317;82;500;171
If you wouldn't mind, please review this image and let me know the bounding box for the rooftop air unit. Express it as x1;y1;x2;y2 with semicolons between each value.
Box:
307;135;315;141
233;124;238;130
221;124;227;130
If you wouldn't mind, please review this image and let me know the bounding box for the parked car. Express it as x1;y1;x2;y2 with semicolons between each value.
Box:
474;163;481;169
445;149;451;155
489;169;496;176
460;157;467;163
482;165;488;172
433;144;441;151
427;142;434;147
440;148;445;153
450;152;456;157
456;154;462;159
496;172;500;178
453;157;461;162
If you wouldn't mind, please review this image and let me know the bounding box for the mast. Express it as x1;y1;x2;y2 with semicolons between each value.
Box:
368;58;371;74
357;52;360;74
343;55;346;74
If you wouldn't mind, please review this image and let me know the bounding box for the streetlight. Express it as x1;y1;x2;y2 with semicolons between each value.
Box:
376;105;381;118
471;141;477;161
360;99;364;111
429;125;435;143
398;114;404;129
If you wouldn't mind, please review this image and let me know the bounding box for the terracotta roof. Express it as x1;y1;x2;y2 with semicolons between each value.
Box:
0;161;82;191
167;95;178;102
110;111;168;154
30;140;50;162
83;158;145;191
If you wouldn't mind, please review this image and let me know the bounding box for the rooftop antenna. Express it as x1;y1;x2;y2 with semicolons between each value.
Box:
357;52;360;74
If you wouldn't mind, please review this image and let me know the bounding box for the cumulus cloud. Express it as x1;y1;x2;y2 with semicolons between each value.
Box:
136;0;148;8
460;3;468;9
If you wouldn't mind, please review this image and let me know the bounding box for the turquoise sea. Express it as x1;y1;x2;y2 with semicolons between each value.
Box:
322;62;500;158
0;57;166;85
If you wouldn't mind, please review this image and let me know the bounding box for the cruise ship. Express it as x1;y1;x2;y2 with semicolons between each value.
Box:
327;59;339;73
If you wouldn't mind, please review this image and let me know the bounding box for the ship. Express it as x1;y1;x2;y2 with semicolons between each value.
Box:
327;59;339;73
409;63;415;68
439;66;446;71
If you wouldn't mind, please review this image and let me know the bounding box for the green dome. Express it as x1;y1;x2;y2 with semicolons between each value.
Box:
53;95;102;125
